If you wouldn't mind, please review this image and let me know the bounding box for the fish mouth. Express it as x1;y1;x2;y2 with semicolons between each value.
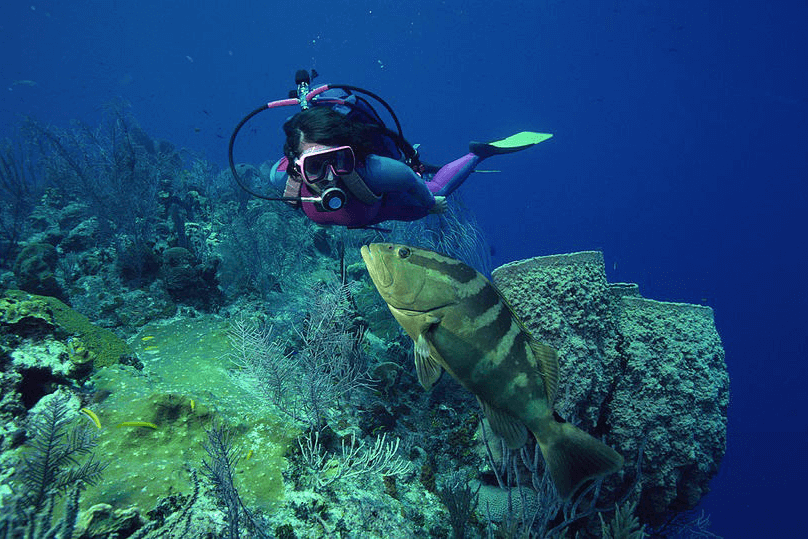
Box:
389;304;454;316
360;245;393;288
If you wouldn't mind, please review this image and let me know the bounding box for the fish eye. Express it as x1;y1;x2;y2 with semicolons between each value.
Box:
397;247;411;258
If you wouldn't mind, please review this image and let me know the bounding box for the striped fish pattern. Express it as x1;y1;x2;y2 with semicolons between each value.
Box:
360;243;623;498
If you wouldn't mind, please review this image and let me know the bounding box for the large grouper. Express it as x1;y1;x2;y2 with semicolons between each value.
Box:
360;243;623;498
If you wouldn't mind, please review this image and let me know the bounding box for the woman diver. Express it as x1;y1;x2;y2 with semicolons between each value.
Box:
230;71;552;229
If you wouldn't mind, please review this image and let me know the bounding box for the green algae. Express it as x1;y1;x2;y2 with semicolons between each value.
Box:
80;314;297;513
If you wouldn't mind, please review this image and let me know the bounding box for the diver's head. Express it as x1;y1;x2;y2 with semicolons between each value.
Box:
291;143;356;212
283;107;376;165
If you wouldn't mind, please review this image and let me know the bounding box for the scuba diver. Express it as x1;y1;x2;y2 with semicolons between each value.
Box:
229;70;552;229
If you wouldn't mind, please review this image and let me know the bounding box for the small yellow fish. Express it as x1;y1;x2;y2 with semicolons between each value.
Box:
116;421;158;429
80;408;101;429
141;336;155;341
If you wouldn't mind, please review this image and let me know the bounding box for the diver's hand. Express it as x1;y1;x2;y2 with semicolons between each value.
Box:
429;196;448;214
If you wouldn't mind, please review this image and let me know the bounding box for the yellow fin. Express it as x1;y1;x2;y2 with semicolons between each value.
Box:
490;131;553;148
478;398;527;449
530;339;559;405
414;334;442;390
80;408;101;429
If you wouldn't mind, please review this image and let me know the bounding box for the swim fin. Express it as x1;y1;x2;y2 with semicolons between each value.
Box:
470;131;553;158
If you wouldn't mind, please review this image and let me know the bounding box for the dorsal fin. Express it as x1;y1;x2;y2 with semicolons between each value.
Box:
529;338;559;405
478;398;528;449
494;284;560;405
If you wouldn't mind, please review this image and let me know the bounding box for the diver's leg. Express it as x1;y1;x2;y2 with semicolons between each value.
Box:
427;153;480;196
427;132;553;196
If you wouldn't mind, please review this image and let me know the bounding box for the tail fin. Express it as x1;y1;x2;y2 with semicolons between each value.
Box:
535;422;624;500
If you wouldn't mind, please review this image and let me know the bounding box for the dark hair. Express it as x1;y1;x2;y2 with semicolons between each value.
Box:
282;107;379;167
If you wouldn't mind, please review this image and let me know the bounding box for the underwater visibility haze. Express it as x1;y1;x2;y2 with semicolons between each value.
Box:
1;1;806;537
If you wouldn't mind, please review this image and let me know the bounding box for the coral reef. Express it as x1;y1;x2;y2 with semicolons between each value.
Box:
0;111;727;537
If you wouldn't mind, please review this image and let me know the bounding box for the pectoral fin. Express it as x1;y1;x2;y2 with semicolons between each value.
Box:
414;333;442;389
478;398;528;449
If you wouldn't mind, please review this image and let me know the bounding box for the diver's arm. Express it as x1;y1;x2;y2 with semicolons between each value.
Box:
361;155;436;209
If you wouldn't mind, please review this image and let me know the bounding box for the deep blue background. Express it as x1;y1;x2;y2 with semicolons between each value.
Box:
3;1;807;535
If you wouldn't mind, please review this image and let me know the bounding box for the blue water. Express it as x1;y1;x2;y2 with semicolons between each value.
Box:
3;1;807;536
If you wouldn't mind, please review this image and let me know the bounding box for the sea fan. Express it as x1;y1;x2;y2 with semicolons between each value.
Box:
1;391;107;536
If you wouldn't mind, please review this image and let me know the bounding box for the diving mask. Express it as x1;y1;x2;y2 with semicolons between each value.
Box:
294;145;356;186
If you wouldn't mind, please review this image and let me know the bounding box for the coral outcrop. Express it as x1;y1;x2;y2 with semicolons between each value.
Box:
12;243;65;300
0;290;135;411
160;247;220;309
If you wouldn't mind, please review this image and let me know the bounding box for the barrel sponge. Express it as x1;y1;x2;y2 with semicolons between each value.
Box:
491;251;728;526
